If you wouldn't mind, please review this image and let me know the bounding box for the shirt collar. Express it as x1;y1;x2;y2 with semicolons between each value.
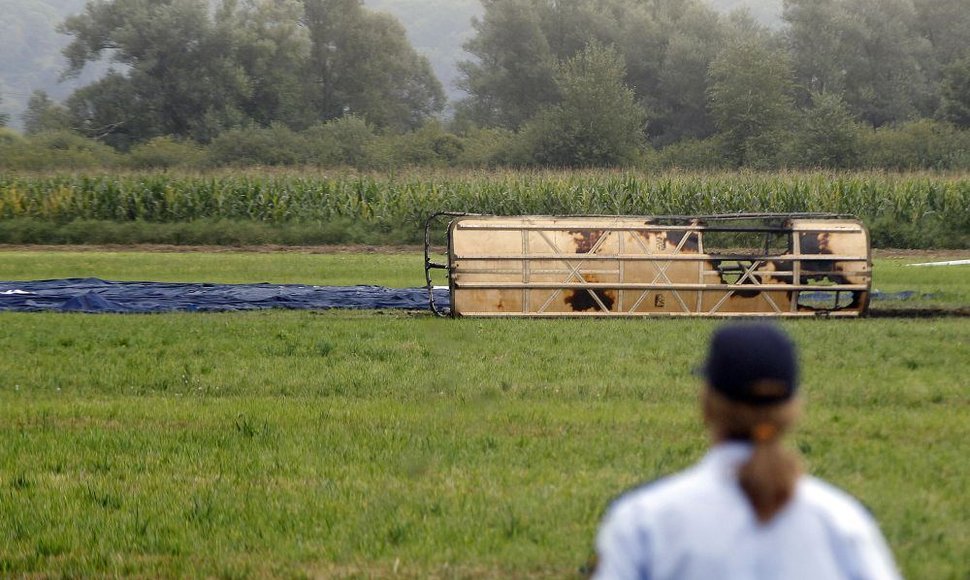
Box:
700;442;755;476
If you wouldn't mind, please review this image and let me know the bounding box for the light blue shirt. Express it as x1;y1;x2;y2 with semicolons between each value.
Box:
594;442;901;580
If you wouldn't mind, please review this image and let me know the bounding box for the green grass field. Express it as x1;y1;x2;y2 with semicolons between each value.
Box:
1;249;968;578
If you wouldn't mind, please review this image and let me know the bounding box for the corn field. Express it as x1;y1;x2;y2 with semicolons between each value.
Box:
0;170;966;247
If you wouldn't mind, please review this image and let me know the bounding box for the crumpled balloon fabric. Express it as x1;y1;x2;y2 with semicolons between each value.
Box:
0;278;450;313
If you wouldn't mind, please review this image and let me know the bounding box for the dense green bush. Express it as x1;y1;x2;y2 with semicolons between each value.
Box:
205;124;309;167
0;130;120;170
516;44;647;168
789;92;862;169
653;137;732;171
126;137;205;169
1;120;969;172
454;127;519;167
858;120;970;170
364;122;464;169
0;127;24;146
302;116;376;167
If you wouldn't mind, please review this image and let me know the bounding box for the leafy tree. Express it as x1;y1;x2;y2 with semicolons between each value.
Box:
60;0;249;145
784;0;932;127
64;71;172;150
520;42;646;167
655;136;731;170
792;91;860;168
941;55;970;128
453;127;518;167
230;0;312;129
653;3;726;144
23;90;73;134
302;0;444;132
709;0;784;27
842;0;933;125
457;0;726;144
57;0;443;146
364;0;483;105
783;0;845;99
912;0;970;118
708;38;796;167
456;0;558;128
912;0;970;66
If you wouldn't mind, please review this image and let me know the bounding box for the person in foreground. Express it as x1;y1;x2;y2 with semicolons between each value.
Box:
593;323;901;580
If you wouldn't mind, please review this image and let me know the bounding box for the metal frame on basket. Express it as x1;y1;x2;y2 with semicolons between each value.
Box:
425;213;872;318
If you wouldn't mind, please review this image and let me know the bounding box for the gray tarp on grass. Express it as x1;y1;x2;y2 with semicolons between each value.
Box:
0;278;449;313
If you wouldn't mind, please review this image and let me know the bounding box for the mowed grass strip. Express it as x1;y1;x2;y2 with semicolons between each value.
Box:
1;247;967;306
0;249;425;288
868;256;970;310
0;251;968;577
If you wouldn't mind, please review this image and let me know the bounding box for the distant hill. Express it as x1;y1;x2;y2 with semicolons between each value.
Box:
1;0;783;128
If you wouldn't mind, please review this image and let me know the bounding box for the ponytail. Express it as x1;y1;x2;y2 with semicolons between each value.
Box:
703;389;803;523
738;432;802;523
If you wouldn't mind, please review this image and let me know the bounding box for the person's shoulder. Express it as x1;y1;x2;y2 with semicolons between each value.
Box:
594;475;693;579
596;471;686;551
604;467;702;519
797;476;902;579
798;476;881;529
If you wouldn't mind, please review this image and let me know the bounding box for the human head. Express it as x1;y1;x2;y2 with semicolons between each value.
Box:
698;323;804;522
701;322;799;407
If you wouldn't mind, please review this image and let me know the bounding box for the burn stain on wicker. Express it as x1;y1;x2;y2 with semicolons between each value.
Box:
565;230;616;312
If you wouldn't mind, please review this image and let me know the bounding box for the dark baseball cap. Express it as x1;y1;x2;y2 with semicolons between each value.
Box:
699;323;799;406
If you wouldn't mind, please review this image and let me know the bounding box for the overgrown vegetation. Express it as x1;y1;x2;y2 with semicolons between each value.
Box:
4;0;970;170
0;171;966;248
3;117;970;172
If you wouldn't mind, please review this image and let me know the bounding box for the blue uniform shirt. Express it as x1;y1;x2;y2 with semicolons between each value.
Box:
594;442;901;580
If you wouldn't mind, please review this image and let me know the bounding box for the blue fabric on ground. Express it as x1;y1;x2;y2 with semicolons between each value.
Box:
0;279;927;314
0;278;450;313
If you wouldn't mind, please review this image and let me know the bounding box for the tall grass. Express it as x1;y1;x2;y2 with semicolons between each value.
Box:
1;312;967;577
0;170;967;247
0;251;967;576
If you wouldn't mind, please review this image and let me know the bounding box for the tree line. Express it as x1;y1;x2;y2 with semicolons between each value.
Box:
2;0;969;170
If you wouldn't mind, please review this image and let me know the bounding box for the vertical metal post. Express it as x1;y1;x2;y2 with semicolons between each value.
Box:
522;229;530;313
791;231;801;313
696;228;705;313
618;231;625;312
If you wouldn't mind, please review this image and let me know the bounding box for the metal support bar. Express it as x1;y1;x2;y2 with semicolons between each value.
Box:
452;253;869;262
454;282;868;291
436;212;871;318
